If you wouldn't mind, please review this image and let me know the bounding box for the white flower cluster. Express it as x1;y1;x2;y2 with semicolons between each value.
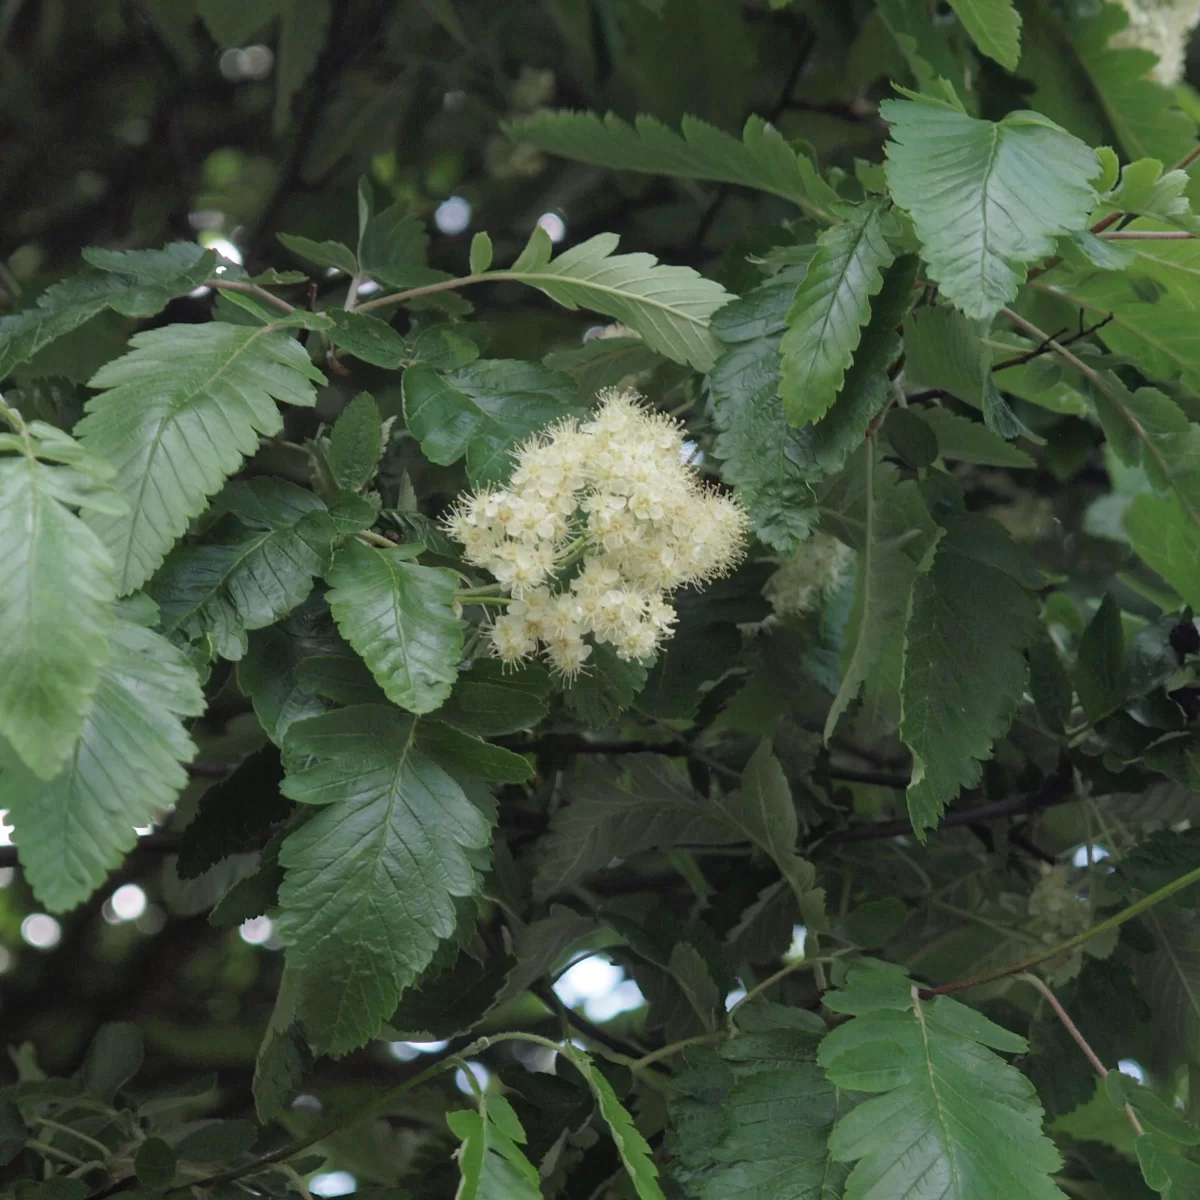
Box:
765;532;854;618
445;388;749;677
1113;0;1200;84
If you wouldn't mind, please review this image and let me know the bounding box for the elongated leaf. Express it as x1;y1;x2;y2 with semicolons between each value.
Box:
710;256;916;553
534;756;738;900
278;706;492;1054
1140;907;1200;1070
669;1002;848;1199
918;407;1035;467
0;244;217;378
778;200;895;424
402;359;581;486
329;392;384;491
900;511;1041;834
882;95;1098;318
1125;493;1200;609
567;1051;666;1200
819;446;940;741
253;970;311;1121
495;232;732;371
1136;1134;1200;1195
324;540;462;714
0;611;202;911
819;964;1063;1198
150;478;338;660
0;418;123;779
947;0;1021;69
323;309;407;368
448;1096;542;1200
1075;593;1127;722
508;111;842;221
77;322;325;594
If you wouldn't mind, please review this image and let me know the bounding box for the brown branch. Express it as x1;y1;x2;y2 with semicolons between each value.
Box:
1019;972;1144;1135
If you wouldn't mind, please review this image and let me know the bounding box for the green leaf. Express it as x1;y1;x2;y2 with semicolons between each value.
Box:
359;197;431;286
0;1100;26;1167
1025;2;1196;166
819;964;1063;1198
533;756;738;900
176;747;290;879
563;641;648;725
567;1051;666;1200
437;661;549;736
819;447;940;741
1076;593;1127;722
175;1120;257;1163
448;1097;542;1200
1;612;203;912
543;335;666;401
904;306;1033;444
402;359;582;486
496;905;601;1007
329;392;384;491
149;479;338;660
508;111;842;222
0;417;122;779
778;200;896;424
324;540;463;715
946;0;1021;69
278;706;492;1054
197;0;287;41
323;310;407;368
469;231;494;275
917;408;1036;467
1126;494;1200;610
417;721;533;784
0;244;216;378
1139;907;1200;1069
135;1138;177;1189
277;232;357;275
495;232;732;371
709;256;916;553
1137;1136;1200;1195
77;322;325;594
881;98;1098;318
900;511;1041;835
668;1003;847;1199
82;1023;143;1102
253;969;312;1122
1104;1072;1200;1145
884;408;939;469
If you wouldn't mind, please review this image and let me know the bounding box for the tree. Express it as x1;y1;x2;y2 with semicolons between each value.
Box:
4;0;1200;1196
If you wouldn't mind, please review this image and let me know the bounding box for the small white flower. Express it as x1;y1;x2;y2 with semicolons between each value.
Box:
446;387;750;677
765;532;854;618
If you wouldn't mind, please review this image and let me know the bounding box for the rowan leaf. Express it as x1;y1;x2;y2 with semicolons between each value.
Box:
328;392;384;491
402;359;581;486
533;756;738;900
668;1003;848;1199
819;964;1064;1198
508;110;843;221
818;447;939;742
881;95;1098;318
0;244;217;378
77;322;325;594
448;1096;541;1200
149;478;338;660
778;200;896;424
946;0;1021;70
0;610;203;912
277;705;492;1054
1125;493;1200;609
495;232;732;371
900;510;1041;835
324;539;462;715
710;255;916;553
0;416;123;779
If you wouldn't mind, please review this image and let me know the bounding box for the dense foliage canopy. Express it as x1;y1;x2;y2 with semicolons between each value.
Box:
6;1;1200;1197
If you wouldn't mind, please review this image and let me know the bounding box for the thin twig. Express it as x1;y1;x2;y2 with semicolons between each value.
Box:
1099;230;1196;240
927;861;1200;996
206;279;296;314
1019;972;1144;1136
